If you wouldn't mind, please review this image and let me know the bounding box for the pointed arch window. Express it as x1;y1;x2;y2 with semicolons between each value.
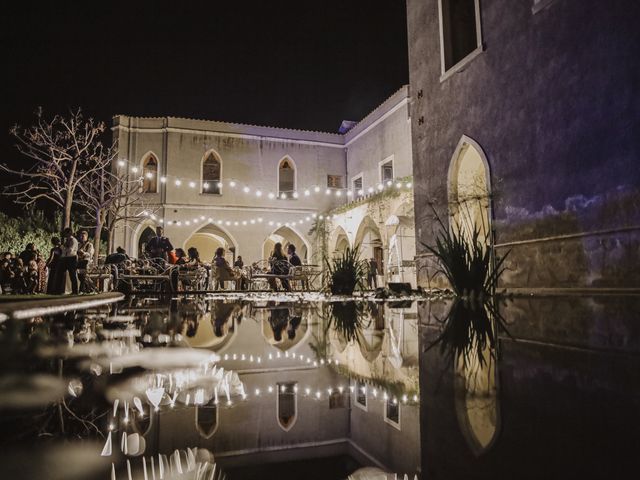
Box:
142;155;158;193
278;158;296;197
202;153;221;195
276;382;298;431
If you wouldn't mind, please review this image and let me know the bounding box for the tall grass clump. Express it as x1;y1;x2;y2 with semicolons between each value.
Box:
421;214;508;298
324;246;367;295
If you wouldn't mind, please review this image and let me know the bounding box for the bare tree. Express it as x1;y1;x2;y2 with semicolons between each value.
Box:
76;150;147;262
1;108;109;230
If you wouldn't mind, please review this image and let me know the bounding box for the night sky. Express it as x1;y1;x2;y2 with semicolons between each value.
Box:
2;0;409;188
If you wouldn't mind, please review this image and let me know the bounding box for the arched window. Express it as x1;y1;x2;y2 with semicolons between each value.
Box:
142;155;158;193
202;152;221;194
278;158;296;197
276;382;297;431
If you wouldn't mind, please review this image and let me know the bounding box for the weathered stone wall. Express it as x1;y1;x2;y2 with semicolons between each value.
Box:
407;0;640;289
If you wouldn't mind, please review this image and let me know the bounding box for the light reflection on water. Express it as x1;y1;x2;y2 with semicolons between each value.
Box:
3;294;637;479
0;296;421;480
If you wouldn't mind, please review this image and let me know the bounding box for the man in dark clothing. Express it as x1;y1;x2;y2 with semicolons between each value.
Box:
234;256;244;268
19;243;37;265
145;226;173;262
287;244;302;266
368;257;378;289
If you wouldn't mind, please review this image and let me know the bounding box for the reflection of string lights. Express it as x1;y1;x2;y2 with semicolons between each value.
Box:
220;349;339;369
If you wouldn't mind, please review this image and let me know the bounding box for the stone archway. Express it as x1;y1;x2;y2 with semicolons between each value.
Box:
184;223;238;263
448;135;492;243
262;226;310;262
330;226;350;258
354;216;384;274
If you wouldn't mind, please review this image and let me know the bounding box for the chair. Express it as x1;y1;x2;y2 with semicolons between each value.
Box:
212;265;237;290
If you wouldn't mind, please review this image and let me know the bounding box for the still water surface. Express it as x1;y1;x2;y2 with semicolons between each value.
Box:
0;294;637;479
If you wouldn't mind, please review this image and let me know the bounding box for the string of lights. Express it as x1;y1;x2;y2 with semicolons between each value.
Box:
140;210;344;228
117;158;412;199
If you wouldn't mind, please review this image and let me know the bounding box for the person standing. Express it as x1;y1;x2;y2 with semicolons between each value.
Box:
55;228;79;294
368;257;378;289
145;226;173;262
77;230;95;292
269;242;289;291
46;237;62;294
233;256;244;268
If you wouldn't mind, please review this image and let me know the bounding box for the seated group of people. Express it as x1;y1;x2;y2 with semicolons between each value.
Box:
212;241;302;292
138;226;304;292
1;228;95;295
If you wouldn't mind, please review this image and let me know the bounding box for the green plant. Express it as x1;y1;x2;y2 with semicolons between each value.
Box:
324;246;367;295
426;297;510;368
421;213;508;298
324;301;371;343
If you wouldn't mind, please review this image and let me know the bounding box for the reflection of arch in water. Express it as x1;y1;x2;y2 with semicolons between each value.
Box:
183;222;239;263
356;328;384;363
260;306;310;352
195;401;219;439
262;226;311;262
276;382;298;432
448;135;492;242
454;347;501;457
184;302;241;352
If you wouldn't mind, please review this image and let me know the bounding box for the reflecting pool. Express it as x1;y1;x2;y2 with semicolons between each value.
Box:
0;294;638;479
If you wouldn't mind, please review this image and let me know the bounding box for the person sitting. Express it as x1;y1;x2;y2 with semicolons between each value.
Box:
19;243;37;265
25;260;39;294
175;248;188;265
186;247;201;266
212;247;239;290
268;242;290;291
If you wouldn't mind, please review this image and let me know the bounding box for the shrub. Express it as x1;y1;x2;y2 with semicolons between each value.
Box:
324;246;367;295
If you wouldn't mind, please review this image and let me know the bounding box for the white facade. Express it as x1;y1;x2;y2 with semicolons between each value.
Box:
113;85;414;281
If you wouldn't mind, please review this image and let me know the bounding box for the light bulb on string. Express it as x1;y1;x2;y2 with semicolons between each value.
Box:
304;189;310;196
406;182;412;188
243;186;250;193
396;182;402;188
175;179;182;186
346;190;353;197
217;182;223;188
335;190;342;196
358;189;364;196
377;183;384;190
314;186;320;193
131;167;139;174
189;181;196;188
280;193;287;200
145;172;153;179
229;180;236;187
268;192;275;199
367;187;374;193
255;190;262;197
203;182;209;190
325;189;331;195
386;180;393;187
117;160;125;167
160;176;167;183
292;192;299;199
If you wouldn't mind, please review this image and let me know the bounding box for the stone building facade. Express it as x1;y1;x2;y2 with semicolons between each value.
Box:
112;86;414;284
407;0;640;291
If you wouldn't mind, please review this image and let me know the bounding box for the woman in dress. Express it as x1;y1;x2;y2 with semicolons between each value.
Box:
46;237;62;294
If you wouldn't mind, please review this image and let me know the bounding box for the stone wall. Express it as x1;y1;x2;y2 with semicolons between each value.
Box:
407;0;640;289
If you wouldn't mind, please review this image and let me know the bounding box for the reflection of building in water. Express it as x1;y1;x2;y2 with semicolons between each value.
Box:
112;86;416;288
140;301;419;474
